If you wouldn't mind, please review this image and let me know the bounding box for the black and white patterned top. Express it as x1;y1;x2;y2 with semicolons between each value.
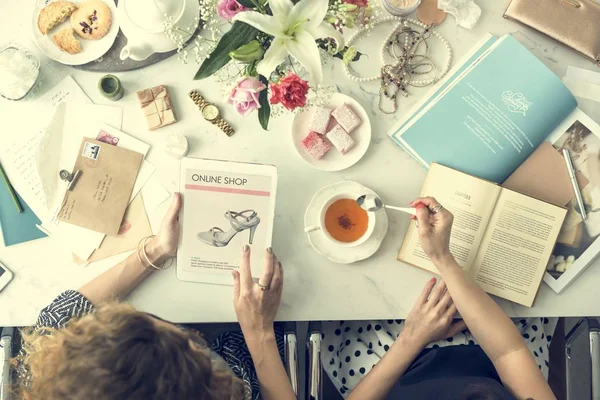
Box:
22;290;284;400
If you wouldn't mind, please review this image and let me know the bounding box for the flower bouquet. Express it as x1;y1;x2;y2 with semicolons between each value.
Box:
192;0;374;129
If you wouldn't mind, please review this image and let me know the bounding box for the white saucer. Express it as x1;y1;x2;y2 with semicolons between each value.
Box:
292;93;371;172
32;0;119;66
304;181;388;264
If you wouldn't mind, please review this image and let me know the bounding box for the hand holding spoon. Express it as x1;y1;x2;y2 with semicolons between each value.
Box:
356;194;418;216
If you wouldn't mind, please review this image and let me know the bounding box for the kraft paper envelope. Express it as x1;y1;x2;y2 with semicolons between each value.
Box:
58;138;143;235
72;194;152;265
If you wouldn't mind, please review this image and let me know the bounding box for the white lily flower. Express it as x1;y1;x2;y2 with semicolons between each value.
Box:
232;0;344;85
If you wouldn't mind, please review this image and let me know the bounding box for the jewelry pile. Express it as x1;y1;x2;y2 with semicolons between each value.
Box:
344;16;452;114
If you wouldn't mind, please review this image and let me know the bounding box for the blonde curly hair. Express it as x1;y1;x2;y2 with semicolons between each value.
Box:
15;302;247;400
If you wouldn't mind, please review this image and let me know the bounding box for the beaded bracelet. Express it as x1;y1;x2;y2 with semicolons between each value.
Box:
137;235;174;271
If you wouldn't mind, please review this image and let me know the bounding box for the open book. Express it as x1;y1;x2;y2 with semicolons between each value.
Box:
398;164;567;307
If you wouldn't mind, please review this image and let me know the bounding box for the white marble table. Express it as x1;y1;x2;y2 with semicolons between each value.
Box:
1;1;599;326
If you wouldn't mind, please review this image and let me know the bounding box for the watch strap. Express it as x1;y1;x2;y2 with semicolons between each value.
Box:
215;117;235;137
188;90;208;108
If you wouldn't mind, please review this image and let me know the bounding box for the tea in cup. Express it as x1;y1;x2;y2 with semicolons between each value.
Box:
305;193;375;247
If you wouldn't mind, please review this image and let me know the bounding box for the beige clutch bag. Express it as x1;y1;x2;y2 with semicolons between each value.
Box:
504;0;600;66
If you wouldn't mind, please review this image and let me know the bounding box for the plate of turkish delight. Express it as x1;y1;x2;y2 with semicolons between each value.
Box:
292;93;371;171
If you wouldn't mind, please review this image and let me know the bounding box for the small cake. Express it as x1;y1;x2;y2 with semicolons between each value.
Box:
326;125;355;154
70;0;112;40
301;131;331;160
308;107;331;134
52;28;82;54
38;1;77;35
136;85;178;131
332;103;361;133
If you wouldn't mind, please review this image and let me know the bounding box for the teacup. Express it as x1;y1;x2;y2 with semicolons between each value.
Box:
305;193;375;248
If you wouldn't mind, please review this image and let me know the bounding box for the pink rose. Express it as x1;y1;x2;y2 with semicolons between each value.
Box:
344;0;368;6
269;73;310;111
217;0;247;20
228;76;267;116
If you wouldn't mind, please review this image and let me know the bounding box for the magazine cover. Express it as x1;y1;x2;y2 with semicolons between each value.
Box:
177;158;278;285
545;110;600;293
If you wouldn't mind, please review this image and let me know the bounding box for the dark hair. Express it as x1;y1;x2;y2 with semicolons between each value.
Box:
16;302;247;400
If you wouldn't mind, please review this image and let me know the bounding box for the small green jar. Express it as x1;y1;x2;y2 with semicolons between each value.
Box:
98;74;124;100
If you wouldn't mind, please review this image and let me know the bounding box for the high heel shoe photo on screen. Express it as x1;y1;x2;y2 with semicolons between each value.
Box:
197;210;261;247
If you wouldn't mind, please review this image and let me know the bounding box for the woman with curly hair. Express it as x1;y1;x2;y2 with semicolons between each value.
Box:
14;193;296;400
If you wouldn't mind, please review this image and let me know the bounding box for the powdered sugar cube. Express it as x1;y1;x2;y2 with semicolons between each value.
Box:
326;125;355;154
308;107;331;134
301;131;331;159
331;103;361;133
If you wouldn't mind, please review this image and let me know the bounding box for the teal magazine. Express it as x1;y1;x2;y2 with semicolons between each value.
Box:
388;34;579;184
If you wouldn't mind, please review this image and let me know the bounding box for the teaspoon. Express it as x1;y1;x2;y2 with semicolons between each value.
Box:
356;194;417;216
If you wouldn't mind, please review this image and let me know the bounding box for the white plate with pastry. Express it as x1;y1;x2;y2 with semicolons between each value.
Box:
292;93;372;172
31;0;119;65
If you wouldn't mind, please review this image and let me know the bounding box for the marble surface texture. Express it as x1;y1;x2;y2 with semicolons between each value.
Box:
1;0;599;326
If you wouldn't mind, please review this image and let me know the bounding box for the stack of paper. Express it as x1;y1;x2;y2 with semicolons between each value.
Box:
0;76;170;263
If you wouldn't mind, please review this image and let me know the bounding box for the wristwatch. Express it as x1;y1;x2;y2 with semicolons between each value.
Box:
188;90;235;136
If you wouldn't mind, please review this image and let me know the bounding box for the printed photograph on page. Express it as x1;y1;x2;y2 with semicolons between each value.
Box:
180;169;274;275
550;120;600;279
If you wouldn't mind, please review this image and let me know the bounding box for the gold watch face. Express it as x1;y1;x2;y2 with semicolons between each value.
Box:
202;104;220;121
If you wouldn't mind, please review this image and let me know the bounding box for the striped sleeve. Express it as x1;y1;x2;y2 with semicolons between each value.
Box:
36;290;95;329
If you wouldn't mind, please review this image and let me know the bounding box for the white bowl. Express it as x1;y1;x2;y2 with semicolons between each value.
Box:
292;93;372;172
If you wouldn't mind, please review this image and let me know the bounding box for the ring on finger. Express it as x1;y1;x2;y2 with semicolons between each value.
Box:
431;204;444;214
256;282;270;291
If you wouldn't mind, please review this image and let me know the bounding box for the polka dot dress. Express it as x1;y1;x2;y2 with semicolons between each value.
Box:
321;317;557;398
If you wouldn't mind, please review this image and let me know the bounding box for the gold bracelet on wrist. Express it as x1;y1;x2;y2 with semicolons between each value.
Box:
137;235;173;271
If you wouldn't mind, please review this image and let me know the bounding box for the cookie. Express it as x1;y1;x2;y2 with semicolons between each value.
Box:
52;28;82;54
70;0;112;40
37;1;77;35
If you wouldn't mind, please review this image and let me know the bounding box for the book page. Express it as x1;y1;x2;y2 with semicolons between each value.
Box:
398;164;501;273
470;190;566;306
389;34;499;167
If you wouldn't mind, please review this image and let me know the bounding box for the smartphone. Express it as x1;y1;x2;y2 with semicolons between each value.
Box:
0;262;13;292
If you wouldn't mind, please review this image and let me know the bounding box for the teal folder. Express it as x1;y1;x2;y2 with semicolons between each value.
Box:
0;182;47;246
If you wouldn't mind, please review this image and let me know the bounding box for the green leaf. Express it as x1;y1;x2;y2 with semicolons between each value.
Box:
236;0;256;8
332;48;364;63
258;75;270;130
194;22;259;80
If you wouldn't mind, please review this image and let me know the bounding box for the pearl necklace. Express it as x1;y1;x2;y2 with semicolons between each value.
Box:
344;16;452;86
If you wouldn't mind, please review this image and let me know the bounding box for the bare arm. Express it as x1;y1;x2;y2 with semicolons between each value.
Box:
79;194;181;305
347;278;466;400
412;196;556;400
346;334;422;400
245;330;295;400
233;246;296;400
